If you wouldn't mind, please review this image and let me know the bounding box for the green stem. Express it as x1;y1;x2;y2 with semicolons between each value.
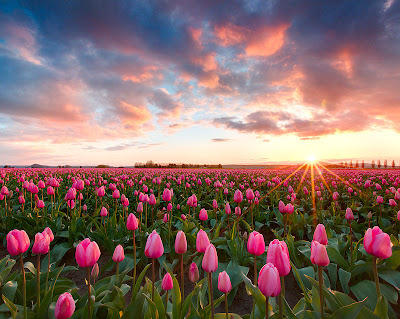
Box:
318;265;324;319
20;255;27;319
373;256;381;297
254;255;257;284
152;259;156;301
37;254;41;309
165;290;169;312
225;293;228;319
133;232;136;288
279;276;284;319
266;296;269;319
181;254;184;300
87;267;91;319
208;272;215;319
116;262;119;276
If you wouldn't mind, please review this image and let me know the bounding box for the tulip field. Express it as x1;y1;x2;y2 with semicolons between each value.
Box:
1;166;400;319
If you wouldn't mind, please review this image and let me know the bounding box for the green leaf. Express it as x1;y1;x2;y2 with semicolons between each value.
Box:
132;263;151;301
374;295;388;319
378;269;400;291
2;281;18;303
384;249;400;269
338;269;351;294
214;313;242;318
1;295;17;319
240;272;265;318
329;299;365;319
326;246;349;270
350;280;397;310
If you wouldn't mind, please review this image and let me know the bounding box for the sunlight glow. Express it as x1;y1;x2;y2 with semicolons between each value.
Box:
308;154;317;162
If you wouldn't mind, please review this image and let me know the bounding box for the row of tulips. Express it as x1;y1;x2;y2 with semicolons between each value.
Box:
4;217;393;319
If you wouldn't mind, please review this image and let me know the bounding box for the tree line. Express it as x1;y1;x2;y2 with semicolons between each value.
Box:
339;160;397;169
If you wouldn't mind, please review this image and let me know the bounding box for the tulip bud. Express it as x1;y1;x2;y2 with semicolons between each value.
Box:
91;263;99;281
55;292;75;319
258;263;281;297
313;224;328;245
112;244;125;263
202;244;218;273
175;231;187;254
196;229;210;253
310;240;330;266
145;230;164;259
189;262;199;283
161;273;173;291
218;271;232;293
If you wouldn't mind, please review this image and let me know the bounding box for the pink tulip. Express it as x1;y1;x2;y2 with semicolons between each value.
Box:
37;199;45;209
54;292;75;319
363;226;392;259
199;208;208;221
247;231;265;256
100;207;108;217
266;239;291;276
83;204;87;211
234;189;243;204
137;202;143;213
127;213;139;231
213;199;218;210
246;188;255;201
47;186;55;195
310;240;330;266
376;196;384;204
32;232;50;255
258;263;281;297
202;244;218;273
218;271;232;293
345;208;354;220
44;227;54;242
112;244;125;262
167;202;172;211
6;229;30;256
149;194;156;205
163;213;169;222
189;262;199;283
1;186;9;195
313;224;328;245
278;200;285;213
162;188;172;201
225;202;231;215
175;231;187;254
181;214;187;220
161;273;173;290
196;229;210;253
234;206;241;216
145;230;164;259
389;199;397;207
75;238;101;268
398;211;400;221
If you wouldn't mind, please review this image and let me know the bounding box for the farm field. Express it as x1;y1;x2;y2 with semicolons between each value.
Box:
0;166;399;319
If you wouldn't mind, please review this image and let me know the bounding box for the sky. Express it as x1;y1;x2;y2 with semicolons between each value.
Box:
0;0;399;166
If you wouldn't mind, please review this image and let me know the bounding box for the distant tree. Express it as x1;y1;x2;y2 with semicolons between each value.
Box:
145;160;154;168
362;160;365;168
340;161;343;167
345;161;348;167
378;160;381;168
384;159;387;169
372;160;375;168
355;160;359;168
350;160;353;168
392;160;396;168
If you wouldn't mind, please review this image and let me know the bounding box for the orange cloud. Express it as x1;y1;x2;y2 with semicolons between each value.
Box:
214;22;246;46
118;100;152;125
245;24;290;57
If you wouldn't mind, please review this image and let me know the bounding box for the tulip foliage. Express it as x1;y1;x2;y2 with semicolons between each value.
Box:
0;167;399;318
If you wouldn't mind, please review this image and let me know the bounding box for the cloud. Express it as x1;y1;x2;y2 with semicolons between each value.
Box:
211;138;231;142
